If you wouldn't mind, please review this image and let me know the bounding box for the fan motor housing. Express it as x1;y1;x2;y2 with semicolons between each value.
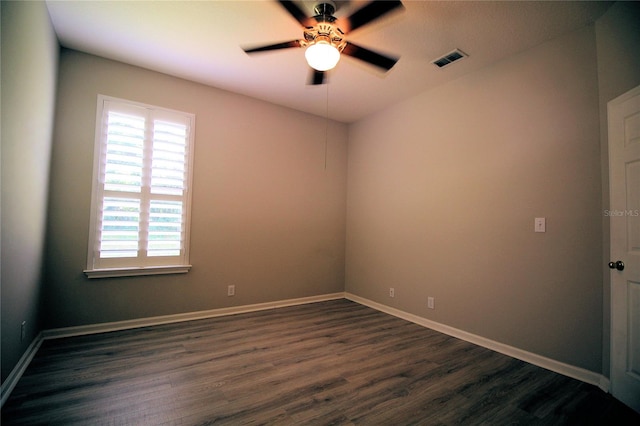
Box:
313;1;337;20
303;24;345;51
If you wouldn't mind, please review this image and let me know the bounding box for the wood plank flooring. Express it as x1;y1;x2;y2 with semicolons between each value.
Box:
2;299;639;425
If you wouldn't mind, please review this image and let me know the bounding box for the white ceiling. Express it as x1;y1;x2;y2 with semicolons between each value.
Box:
45;0;612;123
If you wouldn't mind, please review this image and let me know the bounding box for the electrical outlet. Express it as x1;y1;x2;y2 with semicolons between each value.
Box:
227;285;235;296
21;321;26;341
389;287;395;298
427;297;435;309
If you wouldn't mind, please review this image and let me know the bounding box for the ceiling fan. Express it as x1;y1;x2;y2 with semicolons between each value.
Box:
243;0;404;85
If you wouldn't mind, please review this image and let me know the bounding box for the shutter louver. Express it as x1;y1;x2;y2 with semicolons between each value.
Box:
148;200;183;256
99;197;141;258
152;120;188;196
104;112;145;193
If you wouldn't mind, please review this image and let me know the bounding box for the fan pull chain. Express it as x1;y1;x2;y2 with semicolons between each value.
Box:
324;82;329;170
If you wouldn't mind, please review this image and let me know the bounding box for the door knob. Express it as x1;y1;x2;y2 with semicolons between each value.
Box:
609;261;625;271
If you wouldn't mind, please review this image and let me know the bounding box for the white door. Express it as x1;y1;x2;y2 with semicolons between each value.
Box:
609;84;640;413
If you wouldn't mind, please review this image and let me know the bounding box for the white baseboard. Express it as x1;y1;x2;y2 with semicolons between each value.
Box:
0;292;344;407
2;291;608;409
598;376;611;393
42;292;346;340
1;333;44;407
2;293;344;407
345;292;609;391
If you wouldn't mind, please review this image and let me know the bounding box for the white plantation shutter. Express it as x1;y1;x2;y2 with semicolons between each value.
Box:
86;96;195;277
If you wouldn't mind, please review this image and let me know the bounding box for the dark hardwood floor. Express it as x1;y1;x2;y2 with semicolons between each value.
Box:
2;299;639;425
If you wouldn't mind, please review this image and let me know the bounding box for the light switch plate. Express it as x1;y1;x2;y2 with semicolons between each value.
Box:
535;217;546;233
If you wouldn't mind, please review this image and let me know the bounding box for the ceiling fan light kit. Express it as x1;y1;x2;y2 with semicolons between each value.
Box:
243;0;404;85
305;41;341;71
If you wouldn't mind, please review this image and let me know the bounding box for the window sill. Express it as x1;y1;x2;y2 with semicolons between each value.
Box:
84;265;192;279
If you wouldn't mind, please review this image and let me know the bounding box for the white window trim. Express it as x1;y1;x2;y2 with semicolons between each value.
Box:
84;265;192;279
85;95;196;279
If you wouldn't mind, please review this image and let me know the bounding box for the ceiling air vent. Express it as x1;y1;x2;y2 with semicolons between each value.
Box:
432;49;467;68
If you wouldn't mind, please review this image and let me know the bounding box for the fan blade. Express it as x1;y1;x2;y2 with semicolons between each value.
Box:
243;40;302;54
278;0;314;28
342;42;399;71
343;1;404;33
308;69;326;85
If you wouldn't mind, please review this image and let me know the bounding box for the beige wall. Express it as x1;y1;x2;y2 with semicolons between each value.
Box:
346;26;603;372
1;1;59;383
43;50;347;329
595;1;640;377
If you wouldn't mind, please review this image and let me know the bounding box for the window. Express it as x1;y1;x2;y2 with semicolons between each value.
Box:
85;95;195;278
